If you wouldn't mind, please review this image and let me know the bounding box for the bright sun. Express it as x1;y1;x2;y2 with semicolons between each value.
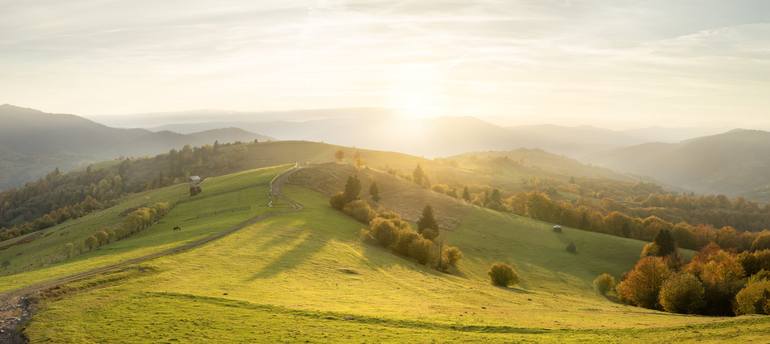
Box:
388;64;446;120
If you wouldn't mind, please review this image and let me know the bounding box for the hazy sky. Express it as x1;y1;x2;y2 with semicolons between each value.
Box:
2;0;770;129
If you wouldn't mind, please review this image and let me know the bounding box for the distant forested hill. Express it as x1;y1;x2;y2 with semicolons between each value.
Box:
0;104;271;190
591;129;770;202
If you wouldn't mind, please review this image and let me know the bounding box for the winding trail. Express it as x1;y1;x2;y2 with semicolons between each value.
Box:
0;164;305;343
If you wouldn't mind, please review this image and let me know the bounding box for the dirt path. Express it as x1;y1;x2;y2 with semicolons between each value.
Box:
0;164;305;343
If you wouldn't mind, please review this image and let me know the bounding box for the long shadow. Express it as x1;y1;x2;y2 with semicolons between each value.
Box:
248;231;325;280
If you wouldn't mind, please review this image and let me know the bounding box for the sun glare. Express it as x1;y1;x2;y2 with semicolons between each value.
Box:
388;64;446;120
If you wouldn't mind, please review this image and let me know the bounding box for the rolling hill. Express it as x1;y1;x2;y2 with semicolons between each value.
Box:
2;162;768;342
591;129;770;201
0;104;272;190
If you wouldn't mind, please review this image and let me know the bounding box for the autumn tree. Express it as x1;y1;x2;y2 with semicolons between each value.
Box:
616;257;672;309
658;273;706;314
488;263;519;287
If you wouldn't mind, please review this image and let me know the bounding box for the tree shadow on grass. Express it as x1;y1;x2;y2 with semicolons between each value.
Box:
247;231;326;280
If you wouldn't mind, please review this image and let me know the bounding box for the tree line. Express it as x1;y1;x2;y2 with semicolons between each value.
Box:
0;140;251;241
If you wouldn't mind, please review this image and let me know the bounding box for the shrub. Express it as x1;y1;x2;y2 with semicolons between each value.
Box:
658;273;706;314
394;230;420;256
616;257;672;309
343;200;375;224
593;273;616;296
442;246;463;270
734;280;770;315
421;227;439;241
329;192;347;210
368;217;401;248
488;263;518;287
566;242;577;254
408;238;433;265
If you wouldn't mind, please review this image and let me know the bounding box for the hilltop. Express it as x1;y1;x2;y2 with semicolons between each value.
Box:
591;129;770;201
0;104;271;190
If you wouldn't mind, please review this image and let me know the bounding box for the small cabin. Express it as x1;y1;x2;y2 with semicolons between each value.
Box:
552;225;562;233
189;176;202;196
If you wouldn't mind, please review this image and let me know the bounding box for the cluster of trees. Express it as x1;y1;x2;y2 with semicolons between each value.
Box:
602;230;770;316
505;191;770;252
82;202;171;253
0;140;251;242
329;174;461;272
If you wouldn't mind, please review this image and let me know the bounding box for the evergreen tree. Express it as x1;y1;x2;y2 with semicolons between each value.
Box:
413;164;425;186
343;175;362;203
462;186;471;202
417;205;439;234
369;182;380;202
654;228;677;257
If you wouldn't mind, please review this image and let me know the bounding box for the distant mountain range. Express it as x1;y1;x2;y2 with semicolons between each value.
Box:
590;129;770;201
105;109;717;159
0;104;271;190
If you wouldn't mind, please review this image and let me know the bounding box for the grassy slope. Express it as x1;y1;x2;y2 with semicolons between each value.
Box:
0;165;289;292
22;179;770;343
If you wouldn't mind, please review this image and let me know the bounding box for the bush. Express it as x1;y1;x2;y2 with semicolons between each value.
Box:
421;227;439;241
748;269;770;284
734;280;770;315
394;230;419;256
343;200;375;224
329;192;347;210
566;242;577;254
616;257;672;309
488;263;518;287
408;238;433;265
442;246;463;270
658;273;706;314
593;273;616;296
368;217;401;248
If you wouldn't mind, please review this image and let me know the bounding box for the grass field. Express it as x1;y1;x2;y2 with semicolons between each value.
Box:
0;165;289;292
18;171;770;343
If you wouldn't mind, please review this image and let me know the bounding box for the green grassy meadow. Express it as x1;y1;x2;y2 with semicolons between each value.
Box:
16;172;770;343
0;165;289;292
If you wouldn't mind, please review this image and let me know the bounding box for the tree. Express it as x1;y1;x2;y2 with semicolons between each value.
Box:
462;186;471;202
85;235;98;250
593;273;616;296
442;246;463;270
342;175;362;203
686;250;746;315
334;150;345;162
369;182;380;202
616;257;672;309
752;231;770;251
413;164;425;186
734;280;770;315
653;229;677;257
417;205;439;237
488;263;518;287
658;273;706;314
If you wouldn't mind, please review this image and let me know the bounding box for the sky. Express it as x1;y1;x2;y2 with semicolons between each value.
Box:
2;0;770;129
